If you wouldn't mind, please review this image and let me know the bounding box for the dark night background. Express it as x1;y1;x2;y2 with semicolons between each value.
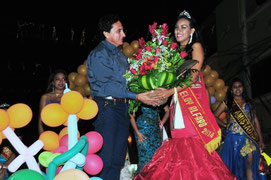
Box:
0;2;221;159
1;2;271;178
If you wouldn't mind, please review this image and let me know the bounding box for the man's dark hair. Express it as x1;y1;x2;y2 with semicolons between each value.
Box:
98;14;121;39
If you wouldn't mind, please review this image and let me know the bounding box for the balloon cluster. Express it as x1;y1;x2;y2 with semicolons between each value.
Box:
202;65;228;122
37;90;103;179
121;40;139;58
6;89;102;179
68;60;91;97
0;103;44;174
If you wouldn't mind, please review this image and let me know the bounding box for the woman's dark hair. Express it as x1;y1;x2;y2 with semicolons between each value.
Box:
46;69;68;93
226;77;254;110
226;77;255;121
97;14;121;40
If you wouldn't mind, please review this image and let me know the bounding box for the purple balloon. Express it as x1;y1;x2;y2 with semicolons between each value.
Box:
210;96;216;104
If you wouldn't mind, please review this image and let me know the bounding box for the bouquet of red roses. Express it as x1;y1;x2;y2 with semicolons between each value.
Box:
124;22;195;113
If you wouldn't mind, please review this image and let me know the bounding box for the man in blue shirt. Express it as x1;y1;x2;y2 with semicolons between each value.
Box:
86;14;159;180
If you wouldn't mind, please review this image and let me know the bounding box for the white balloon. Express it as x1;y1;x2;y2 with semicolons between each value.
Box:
3;127;44;173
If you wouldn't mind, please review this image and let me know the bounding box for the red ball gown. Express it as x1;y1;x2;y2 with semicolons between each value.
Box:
133;73;236;180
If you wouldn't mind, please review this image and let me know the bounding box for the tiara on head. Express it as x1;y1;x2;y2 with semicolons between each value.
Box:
178;10;191;19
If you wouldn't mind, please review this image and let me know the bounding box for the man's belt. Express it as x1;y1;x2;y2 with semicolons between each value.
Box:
95;96;129;103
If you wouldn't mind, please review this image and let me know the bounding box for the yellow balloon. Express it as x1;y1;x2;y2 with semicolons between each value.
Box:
77;64;87;76
84;83;91;96
39;131;59;151
74;74;88;87
213;79;225;90
7;103;32;128
204;75;215;87
122;45;135;57
122;42;129;48
131;40;139;51
61;91;84;114
74;86;86;96
202;65;211;76
209;70;219;80
0;132;2;145
215;89;226;102
0;109;9;131
54;169;89;180
207;86;216;96
58;127;67;140
58;127;69;140
69;80;76;89
68;72;78;82
41;103;68;127
77;99;98;120
59;127;80;140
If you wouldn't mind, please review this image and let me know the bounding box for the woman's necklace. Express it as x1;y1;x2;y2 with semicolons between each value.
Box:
53;91;63;97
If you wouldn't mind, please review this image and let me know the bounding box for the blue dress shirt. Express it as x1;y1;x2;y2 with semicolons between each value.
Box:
86;40;137;99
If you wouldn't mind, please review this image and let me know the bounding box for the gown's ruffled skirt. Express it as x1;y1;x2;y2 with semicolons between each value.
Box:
134;137;236;180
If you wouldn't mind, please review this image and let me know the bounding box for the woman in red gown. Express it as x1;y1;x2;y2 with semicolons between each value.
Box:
133;10;236;180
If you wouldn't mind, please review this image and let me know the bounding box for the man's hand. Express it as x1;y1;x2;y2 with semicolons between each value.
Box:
137;91;160;106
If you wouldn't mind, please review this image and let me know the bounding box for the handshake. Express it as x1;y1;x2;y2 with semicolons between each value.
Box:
137;88;170;107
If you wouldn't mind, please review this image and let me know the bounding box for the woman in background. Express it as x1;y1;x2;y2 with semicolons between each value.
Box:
214;78;265;180
130;104;169;175
38;69;67;135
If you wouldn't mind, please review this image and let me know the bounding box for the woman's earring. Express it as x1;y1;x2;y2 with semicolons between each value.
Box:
188;33;193;44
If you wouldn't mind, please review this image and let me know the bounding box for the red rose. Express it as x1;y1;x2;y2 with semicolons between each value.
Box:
170;42;178;50
147;63;154;70
145;46;152;52
142;61;153;71
138;37;145;48
139;65;147;75
149;22;157;37
155;47;160;54
139;71;146;75
137;48;143;54
162;39;168;46
136;53;142;60
161;23;168;36
153;56;159;63
180;51;188;58
130;68;137;75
